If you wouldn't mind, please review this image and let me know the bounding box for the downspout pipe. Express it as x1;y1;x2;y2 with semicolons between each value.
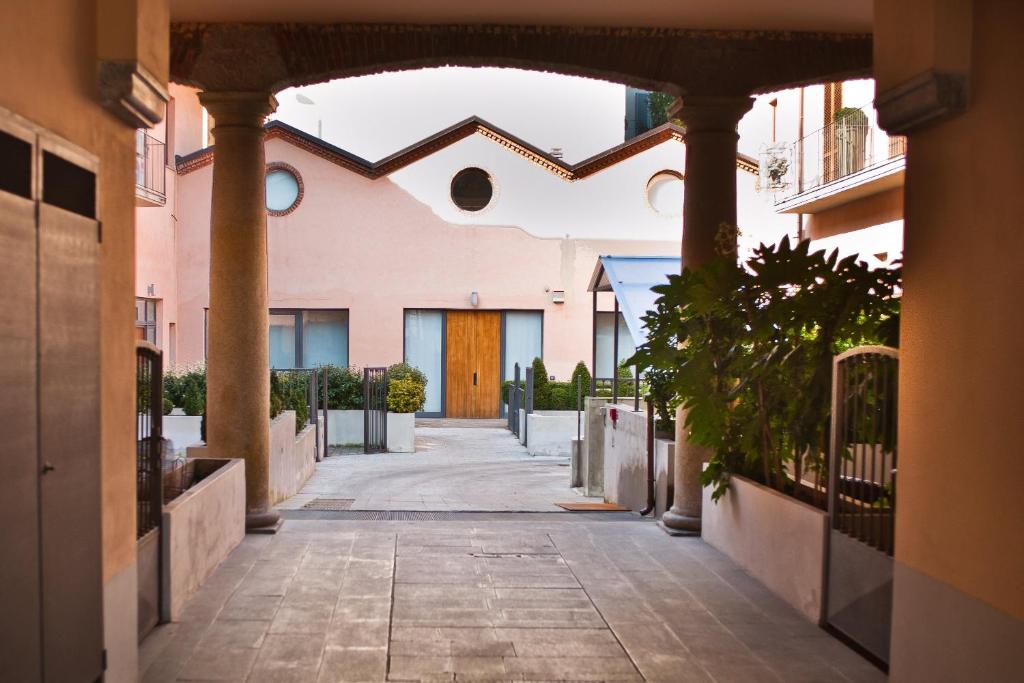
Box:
639;397;656;516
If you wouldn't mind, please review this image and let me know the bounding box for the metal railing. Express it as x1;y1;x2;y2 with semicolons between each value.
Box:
363;367;388;453
135;342;163;539
135;129;166;201
768;103;907;202
828;346;899;555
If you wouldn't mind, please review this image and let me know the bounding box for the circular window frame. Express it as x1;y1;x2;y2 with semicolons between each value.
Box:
449;166;498;214
645;169;684;218
265;162;304;216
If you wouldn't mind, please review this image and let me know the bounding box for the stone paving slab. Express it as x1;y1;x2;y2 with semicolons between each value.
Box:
140;517;885;683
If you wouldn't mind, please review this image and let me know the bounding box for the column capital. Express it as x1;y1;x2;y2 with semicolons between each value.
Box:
670;95;754;134
197;91;278;127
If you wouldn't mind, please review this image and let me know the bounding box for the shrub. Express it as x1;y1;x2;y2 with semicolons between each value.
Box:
530;357;551;409
320;364;363;410
387;362;427;387
180;379;205;417
569;361;592;395
548;382;575;411
165;366;206;415
271;370;309;434
162;397;173;416
387;377;426;413
631;234;901;502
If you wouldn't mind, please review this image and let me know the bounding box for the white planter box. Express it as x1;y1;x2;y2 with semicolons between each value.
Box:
162;414;202;454
702;473;828;623
327;409;415;453
327;409;364;447
162;458;245;621
387;412;415;453
524;411;579;456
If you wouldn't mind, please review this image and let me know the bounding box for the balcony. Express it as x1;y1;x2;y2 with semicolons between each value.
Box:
135;130;166;207
763;104;906;214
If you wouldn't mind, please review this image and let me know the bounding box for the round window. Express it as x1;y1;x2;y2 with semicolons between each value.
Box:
265;165;302;215
451;167;494;212
646;171;684;217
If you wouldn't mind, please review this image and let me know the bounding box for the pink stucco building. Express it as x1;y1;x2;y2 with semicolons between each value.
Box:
135;82;791;417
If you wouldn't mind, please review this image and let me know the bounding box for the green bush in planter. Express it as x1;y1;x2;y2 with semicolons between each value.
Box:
162;397;173;416
569;361;591;395
271;371;309;434
387;377;425;413
320;364;363;410
530;357;551;409
181;379;205;417
387;362;427;387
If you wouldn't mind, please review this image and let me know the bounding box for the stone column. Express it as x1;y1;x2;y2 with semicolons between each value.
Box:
661;95;753;534
198;91;279;531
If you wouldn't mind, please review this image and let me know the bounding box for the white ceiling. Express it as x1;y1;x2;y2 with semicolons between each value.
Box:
169;0;872;33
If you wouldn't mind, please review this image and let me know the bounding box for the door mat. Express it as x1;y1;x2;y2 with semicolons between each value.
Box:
556;502;632;512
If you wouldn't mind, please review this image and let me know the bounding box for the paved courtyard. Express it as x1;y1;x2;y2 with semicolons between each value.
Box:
140;425;884;682
281;422;597;512
140;517;883;682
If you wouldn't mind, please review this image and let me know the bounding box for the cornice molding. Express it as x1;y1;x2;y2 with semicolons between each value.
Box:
876;70;968;135
97;60;169;128
176;118;758;181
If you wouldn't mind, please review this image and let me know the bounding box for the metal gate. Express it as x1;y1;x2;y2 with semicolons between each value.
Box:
826;346;899;665
363;367;388;453
136;341;163;639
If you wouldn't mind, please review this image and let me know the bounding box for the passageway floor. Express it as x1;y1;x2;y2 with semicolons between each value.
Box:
140;516;885;682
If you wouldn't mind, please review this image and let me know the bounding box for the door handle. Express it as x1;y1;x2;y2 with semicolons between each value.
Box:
473;372;477;386
41;462;56;474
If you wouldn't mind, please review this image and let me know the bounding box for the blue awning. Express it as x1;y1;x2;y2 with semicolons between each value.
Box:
588;255;681;347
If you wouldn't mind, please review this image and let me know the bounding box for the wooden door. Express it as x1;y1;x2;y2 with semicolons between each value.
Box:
445;311;501;418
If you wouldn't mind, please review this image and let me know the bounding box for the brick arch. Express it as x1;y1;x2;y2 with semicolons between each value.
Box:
171;23;871;96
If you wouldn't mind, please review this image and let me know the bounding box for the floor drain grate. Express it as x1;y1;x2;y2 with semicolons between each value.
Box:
303;498;355;511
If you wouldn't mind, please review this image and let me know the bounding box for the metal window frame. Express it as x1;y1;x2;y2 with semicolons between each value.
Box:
270;308;350;370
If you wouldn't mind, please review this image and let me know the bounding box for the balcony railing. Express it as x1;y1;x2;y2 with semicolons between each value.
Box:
135;130;166;204
763;104;906;203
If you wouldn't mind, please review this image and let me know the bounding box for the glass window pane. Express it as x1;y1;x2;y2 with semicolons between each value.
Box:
595;311;636;378
503;311;543;381
269;313;297;369
266;169;299;212
404;310;443;414
302;310;348;368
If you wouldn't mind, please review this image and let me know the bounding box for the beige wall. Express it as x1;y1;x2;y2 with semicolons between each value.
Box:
805;187;903;239
1;0;166;589
876;0;1024;643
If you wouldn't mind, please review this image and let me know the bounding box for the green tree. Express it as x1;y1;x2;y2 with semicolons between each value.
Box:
648;92;681;128
530;357;550;409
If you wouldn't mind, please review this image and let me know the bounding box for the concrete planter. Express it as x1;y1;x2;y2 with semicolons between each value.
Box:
326;409;415;453
702;473;828;623
327;409;363;447
387;412;416;453
162;458;245;621
602;404;647;511
269;411;316;505
162;413;202;454
524;410;579;456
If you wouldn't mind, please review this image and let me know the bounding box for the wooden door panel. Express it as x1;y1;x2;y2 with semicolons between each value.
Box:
445;311;501;418
445;311;472;418
473;312;501;418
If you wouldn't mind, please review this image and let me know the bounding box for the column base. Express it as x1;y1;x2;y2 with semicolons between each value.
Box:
245;510;282;534
660;508;701;536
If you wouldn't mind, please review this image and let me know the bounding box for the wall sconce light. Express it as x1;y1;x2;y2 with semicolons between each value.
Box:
551;290;565;304
470;291;480;307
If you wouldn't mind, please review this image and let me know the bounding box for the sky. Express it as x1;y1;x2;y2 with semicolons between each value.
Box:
273;67;627;164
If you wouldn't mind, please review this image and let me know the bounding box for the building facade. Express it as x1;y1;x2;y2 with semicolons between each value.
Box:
136;87;782;417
